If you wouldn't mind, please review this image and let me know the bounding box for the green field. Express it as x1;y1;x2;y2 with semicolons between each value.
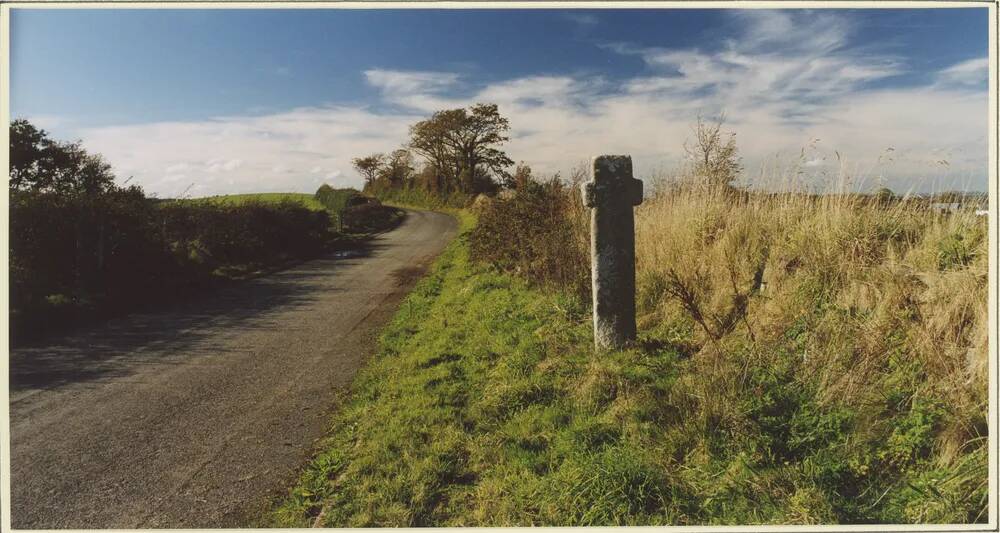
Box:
194;193;327;211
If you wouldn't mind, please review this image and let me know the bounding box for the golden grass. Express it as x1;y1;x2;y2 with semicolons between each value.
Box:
635;182;988;490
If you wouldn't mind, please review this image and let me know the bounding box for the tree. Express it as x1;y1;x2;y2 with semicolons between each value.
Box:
408;103;513;194
684;115;742;188
505;162;533;190
9;119;145;298
10;119;116;195
409;112;460;190
351;153;386;189
382;148;415;189
10;119;48;189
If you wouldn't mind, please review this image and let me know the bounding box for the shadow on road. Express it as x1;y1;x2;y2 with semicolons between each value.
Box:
10;237;395;395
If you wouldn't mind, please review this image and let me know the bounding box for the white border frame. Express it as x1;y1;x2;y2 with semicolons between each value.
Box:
0;2;995;532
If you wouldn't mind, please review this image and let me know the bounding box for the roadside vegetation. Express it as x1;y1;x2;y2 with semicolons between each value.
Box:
197;187;405;234
199;192;327;211
273;110;988;525
8;120;396;344
312;184;406;234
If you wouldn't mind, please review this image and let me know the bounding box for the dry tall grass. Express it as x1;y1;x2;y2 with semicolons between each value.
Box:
634;181;988;521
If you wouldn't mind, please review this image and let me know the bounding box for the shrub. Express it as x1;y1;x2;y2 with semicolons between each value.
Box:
341;203;405;233
9;119;340;342
468;177;589;300
315;185;362;213
10;191;334;342
10;187;169;322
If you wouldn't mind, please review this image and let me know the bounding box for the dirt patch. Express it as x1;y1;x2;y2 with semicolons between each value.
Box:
391;265;429;287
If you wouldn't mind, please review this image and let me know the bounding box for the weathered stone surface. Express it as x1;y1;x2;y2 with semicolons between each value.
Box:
582;155;643;350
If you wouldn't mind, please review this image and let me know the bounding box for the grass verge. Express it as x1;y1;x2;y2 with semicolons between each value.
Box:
271;212;676;526
270;203;987;526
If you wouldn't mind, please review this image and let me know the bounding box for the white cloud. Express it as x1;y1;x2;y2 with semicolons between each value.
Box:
75;12;988;197
80;105;421;197
611;13;903;123
735;10;851;55
936;57;988;88
363;69;463;112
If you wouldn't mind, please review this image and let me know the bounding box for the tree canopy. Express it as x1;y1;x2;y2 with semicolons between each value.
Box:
10;119;118;196
358;103;514;198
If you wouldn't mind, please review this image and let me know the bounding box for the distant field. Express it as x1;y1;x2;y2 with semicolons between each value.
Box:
195;193;327;211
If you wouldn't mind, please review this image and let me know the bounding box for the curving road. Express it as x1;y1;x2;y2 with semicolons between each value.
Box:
8;209;457;529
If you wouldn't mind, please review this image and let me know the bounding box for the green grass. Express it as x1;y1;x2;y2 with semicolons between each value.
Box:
372;187;471;210
314;186;363;214
268;211;987;527
194;193;327;211
270;213;677;526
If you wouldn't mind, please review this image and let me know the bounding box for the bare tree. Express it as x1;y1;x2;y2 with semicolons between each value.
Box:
684;114;743;188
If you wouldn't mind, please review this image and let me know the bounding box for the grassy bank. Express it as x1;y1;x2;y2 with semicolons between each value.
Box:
271;183;987;525
270;200;987;526
272;212;670;526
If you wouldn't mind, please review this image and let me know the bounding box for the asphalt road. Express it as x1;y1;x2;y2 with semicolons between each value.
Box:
8;209;457;529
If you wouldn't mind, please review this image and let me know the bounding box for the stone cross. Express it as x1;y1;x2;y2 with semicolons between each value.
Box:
582;155;643;350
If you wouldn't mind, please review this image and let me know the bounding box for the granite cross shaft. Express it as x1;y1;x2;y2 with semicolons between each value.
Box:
582;155;644;350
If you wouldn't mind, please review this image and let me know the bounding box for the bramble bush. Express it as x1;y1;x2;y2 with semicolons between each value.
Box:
467;172;590;301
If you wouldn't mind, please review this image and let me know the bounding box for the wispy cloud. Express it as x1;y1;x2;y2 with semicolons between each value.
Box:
609;12;903;125
363;69;464;111
75;11;988;197
734;10;851;55
563;12;599;28
936;57;988;88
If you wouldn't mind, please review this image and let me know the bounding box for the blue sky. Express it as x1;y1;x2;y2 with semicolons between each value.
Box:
10;7;991;196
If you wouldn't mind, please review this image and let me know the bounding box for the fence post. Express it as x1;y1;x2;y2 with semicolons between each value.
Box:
582;155;643;350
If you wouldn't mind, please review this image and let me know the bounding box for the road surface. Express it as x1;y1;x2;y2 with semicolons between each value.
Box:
8;209;457;529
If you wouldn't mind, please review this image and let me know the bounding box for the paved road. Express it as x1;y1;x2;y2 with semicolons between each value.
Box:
8;209;457;529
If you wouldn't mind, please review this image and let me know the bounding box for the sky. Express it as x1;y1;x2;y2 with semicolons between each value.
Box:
10;7;991;197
